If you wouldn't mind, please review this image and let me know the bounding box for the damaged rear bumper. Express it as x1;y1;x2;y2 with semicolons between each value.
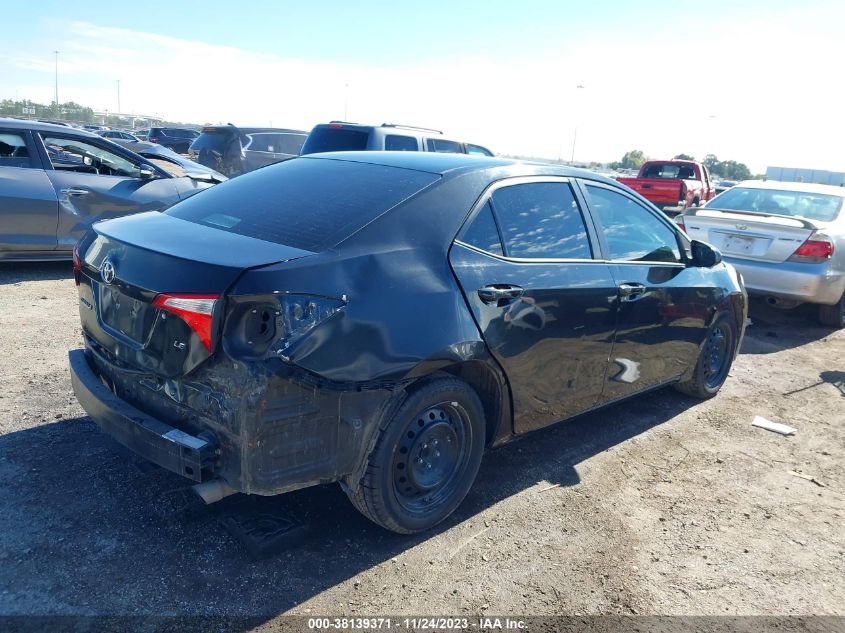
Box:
68;349;218;482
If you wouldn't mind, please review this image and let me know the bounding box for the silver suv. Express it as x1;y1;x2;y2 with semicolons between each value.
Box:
300;122;494;157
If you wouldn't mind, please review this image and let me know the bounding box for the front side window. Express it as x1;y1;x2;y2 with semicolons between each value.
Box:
490;182;592;259
460;202;503;255
385;135;418;151
41;135;141;178
585;185;682;263
425;138;462;154
0;132;33;168
277;133;306;155
245;133;277;153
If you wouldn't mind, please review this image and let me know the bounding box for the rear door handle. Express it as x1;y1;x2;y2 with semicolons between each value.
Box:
477;284;524;305
618;283;647;302
60;188;89;196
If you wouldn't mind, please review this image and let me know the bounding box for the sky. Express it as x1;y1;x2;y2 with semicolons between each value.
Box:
3;0;845;173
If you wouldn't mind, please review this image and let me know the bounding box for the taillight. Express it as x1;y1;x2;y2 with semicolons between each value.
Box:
679;182;688;204
72;242;81;286
152;293;221;351
789;238;834;263
149;136;158;143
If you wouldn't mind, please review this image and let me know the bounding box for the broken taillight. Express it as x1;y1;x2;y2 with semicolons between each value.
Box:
152;293;221;351
72;242;81;286
789;238;834;263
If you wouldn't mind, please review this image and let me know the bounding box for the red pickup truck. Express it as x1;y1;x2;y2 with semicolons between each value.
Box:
617;160;715;213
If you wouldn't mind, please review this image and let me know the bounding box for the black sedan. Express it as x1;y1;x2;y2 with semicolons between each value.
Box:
68;152;747;534
0;118;219;261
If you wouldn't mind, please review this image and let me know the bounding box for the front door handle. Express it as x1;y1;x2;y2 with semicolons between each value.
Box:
60;188;89;197
478;284;524;305
618;283;647;302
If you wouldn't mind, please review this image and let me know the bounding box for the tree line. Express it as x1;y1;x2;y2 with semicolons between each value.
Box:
610;150;755;180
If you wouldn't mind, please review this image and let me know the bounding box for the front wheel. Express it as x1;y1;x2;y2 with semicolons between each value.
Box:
818;292;845;329
674;315;738;399
346;377;485;534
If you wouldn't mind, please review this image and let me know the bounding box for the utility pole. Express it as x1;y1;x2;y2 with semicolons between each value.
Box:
117;79;121;114
53;50;59;116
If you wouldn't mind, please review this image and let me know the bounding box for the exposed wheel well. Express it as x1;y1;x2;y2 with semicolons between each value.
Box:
427;361;509;447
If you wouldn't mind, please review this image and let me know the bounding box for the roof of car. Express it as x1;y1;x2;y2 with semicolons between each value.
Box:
733;179;845;196
300;151;618;183
200;125;307;134
0;117;101;137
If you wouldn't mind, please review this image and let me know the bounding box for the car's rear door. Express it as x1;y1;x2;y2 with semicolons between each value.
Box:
36;132;182;255
0;128;59;255
579;181;714;400
449;178;618;433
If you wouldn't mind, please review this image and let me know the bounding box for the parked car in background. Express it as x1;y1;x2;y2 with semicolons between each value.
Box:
300;122;494;157
188;125;307;177
133;129;149;141
97;130;139;141
618;160;715;213
68;152;745;534
676;180;845;327
147;127;199;153
714;180;737;195
82;124;108;131
0;118;219;261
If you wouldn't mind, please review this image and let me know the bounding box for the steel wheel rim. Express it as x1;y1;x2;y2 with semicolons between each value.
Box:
391;402;471;513
703;323;731;389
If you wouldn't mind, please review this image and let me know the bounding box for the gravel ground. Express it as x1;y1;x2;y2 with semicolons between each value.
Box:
0;262;843;627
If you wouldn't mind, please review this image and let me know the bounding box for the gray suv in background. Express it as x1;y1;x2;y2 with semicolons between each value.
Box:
300;122;494;156
188;125;307;177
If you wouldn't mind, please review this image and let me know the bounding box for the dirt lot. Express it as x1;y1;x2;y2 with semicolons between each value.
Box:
0;262;843;626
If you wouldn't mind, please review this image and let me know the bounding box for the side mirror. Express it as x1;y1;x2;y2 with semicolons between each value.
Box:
139;165;157;180
690;240;722;268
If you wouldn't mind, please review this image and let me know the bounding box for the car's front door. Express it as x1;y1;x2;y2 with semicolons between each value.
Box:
36;133;182;254
580;181;715;400
449;178;618;434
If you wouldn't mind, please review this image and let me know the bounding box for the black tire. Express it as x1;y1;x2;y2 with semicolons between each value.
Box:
818;292;845;329
674;314;738;399
346;377;485;534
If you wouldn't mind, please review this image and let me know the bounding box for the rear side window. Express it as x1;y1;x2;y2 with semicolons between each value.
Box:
301;127;370;154
385;135;418;151
165;158;440;251
460;202;503;255
277;133;306;155
426;139;462;153
585;185;682;263
466;144;493;156
0;132;33;168
246;133;277;152
491;182;592;259
190;129;235;152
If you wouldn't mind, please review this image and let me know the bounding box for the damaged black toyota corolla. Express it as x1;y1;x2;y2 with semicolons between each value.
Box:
68;152;747;534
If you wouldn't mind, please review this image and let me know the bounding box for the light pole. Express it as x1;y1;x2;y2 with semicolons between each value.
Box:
53;50;59;116
570;84;585;165
117;79;121;114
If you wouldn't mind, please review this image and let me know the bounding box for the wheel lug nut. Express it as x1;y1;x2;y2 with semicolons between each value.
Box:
426;463;432;469
422;443;428;449
434;451;440;457
432;439;438;446
416;458;424;465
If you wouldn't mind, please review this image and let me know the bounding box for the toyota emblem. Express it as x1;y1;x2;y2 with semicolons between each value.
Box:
100;259;116;285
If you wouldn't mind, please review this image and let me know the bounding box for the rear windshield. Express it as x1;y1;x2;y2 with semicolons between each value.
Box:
300;127;370;155
165;157;440;251
709;187;843;222
190;129;236;152
641;163;697;179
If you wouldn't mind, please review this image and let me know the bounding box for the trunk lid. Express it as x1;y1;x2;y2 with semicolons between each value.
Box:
77;211;313;377
681;208;820;263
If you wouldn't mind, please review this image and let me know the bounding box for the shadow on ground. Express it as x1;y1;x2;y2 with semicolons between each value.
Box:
0;261;72;285
740;296;838;354
0;385;694;621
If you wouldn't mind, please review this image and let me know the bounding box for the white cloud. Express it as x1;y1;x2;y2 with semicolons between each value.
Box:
2;13;845;173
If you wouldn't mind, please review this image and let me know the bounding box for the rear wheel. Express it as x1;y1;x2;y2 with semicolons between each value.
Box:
674;315;738;399
818;292;845;329
346;377;485;534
